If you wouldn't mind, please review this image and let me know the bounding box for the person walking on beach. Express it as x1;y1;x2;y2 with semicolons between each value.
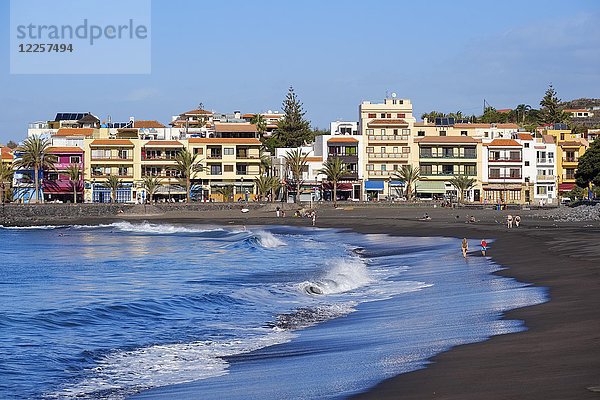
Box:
515;215;521;228
507;214;513;228
276;206;281;218
311;211;316;226
461;238;469;258
480;239;488;256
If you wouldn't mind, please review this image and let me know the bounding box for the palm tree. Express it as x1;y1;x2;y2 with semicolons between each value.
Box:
319;157;349;207
251;114;267;137
393;165;420;200
214;185;233;202
172;148;204;203
0;162;13;204
254;175;271;201
449;175;476;205
284;149;309;203
268;176;281;203
105;175;122;203
65;164;81;204
12;136;56;203
142;175;162;203
259;150;272;176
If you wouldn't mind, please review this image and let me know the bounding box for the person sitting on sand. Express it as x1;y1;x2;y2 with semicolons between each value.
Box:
420;213;431;221
469;215;476;223
480;239;488;256
461;238;469;258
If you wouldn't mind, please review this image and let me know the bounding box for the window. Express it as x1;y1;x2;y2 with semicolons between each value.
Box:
525;161;530;166
70;156;81;164
194;148;203;155
393;147;398;153
381;164;386;171
223;148;234;155
346;146;357;155
366;164;374;171
461;131;467;136
118;150;129;159
368;113;376;118
380;147;386;153
380;113;386;118
224;165;234;172
381;129;386;135
536;186;547;195
510;168;521;178
509;151;521;161
464;147;476;158
236;165;248;175
439;130;446;136
118;167;129;176
387;113;392;118
420;164;432;175
366;147;374;153
397;113;405;118
442;147;453;158
442;165;453;175
393;164;399;171
524;143;530;148
402;147;410;153
210;165;222;175
366;129;374;135
420;148;432;158
489;168;501;178
47;172;59;181
417;130;425;137
402;129;410;135
393;129;398;135
464;165;476;176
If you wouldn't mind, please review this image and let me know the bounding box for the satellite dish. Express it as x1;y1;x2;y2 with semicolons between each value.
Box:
391;92;397;98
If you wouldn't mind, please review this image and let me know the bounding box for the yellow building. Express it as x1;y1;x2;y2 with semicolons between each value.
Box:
544;128;589;194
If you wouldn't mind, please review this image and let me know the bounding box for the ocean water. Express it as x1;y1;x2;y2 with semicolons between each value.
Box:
0;222;547;400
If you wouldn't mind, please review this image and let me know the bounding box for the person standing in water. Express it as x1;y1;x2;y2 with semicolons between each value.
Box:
461;238;469;258
480;239;488;256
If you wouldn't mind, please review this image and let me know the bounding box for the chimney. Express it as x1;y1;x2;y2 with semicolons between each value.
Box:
424;117;428;124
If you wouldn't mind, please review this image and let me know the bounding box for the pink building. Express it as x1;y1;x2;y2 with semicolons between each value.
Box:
43;147;84;203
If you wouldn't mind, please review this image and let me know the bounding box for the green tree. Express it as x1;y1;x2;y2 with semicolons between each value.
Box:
12;136;56;203
312;127;330;137
449;175;476;204
261;135;284;154
251;114;267;137
0;162;13;204
514;104;532;124
421;111;445;122
479;107;508;124
540;84;569;124
142;175;162;203
393;165;420;200
276;86;312;147
254;175;280;201
173;148;205;203
319;157;349;207
6;140;18;149
284;148;309;203
215;185;233;202
105;175;122;203
575;139;600;189
65;164;81;204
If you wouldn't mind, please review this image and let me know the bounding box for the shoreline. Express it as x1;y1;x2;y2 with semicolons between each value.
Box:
4;206;600;399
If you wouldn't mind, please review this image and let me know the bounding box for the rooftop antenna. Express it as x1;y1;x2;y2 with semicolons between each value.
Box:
391;92;397;98
198;102;204;110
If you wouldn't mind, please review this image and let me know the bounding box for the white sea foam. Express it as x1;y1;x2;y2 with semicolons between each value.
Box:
104;221;227;235
253;230;286;248
52;330;295;400
0;224;64;230
300;257;372;295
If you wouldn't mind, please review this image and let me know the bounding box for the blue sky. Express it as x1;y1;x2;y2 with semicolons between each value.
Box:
1;0;599;143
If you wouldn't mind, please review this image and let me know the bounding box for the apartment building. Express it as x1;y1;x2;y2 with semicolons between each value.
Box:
481;139;524;203
543;125;589;195
515;133;558;205
43;147;84;203
273;146;324;202
360;97;416;200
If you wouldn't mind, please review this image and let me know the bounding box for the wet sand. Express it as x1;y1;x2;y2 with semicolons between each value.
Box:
18;205;600;399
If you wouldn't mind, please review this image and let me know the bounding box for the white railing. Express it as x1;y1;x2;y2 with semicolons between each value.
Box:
368;153;409;159
536;175;555;181
367;135;410;141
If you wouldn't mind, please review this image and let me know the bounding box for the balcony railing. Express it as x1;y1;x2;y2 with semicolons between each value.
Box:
368;153;409;159
536;158;554;164
488;158;522;162
91;156;133;161
207;155;222;159
420;154;476;159
489;175;522;180
564;175;575;180
420;172;473;177
367;135;410;142
367;170;394;176
142;155;177;161
536;175;556;181
236;154;260;159
562;157;578;162
91;174;133;179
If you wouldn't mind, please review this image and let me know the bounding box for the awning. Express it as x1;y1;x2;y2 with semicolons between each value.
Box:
389;180;405;187
416;180;446;194
322;182;353;191
558;183;575;192
365;180;384;191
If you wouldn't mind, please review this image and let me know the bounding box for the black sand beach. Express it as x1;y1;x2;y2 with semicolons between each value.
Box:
4;205;600;399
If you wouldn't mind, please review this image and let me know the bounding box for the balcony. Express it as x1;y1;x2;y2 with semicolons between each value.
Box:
488;175;522;180
207;154;222;160
367;135;409;142
488;158;522;163
91;155;133;161
142;155;177;161
563;175;575;181
536;158;554;164
367;170;395;176
420;154;476;160
562;157;578;163
236;153;259;160
90;174;134;179
368;153;409;160
536;175;556;182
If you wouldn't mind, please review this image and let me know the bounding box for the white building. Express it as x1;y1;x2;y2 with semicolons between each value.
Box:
481;138;524;204
515;133;557;205
273;146;324;202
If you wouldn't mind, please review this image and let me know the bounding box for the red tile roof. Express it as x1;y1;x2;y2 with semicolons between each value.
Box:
134;120;166;129
54;128;95;137
1;146;13;160
305;156;323;162
415;136;479;144
327;137;359;143
517;133;534;141
182;109;213;115
542;135;555;144
214;123;258;133
367;119;409;126
188;138;261;145
453;123;519;129
90;139;134;146
484;139;521;147
48;146;84;153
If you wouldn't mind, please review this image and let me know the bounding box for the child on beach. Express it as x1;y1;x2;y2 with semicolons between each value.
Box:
480;239;488;256
461;238;469;258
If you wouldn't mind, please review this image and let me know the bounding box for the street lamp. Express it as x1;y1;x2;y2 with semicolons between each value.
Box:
241;176;244;202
